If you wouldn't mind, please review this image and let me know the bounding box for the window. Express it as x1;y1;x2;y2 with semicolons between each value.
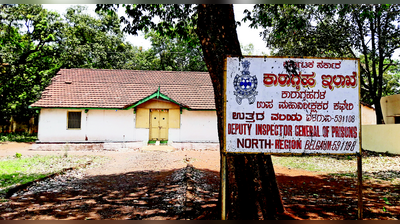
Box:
68;112;81;129
395;116;400;124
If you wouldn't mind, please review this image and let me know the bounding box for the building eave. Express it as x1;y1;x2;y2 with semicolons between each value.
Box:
125;87;189;110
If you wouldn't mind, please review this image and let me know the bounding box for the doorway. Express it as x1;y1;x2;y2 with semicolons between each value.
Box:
149;109;169;141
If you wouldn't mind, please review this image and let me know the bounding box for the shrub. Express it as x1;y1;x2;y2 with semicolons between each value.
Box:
0;132;37;142
15;153;22;158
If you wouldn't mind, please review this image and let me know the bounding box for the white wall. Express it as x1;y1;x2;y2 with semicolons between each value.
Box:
85;109;135;141
38;109;85;142
38;108;141;142
169;110;219;142
362;124;400;154
38;108;218;143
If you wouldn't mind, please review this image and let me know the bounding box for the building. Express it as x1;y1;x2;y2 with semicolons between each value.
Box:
30;69;219;151
361;94;400;154
361;102;376;125
380;94;400;124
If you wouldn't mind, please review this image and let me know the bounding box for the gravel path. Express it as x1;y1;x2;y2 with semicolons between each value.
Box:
1;142;399;220
7;145;221;198
0;143;221;220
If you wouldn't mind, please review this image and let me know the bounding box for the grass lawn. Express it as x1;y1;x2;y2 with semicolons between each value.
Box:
0;154;108;197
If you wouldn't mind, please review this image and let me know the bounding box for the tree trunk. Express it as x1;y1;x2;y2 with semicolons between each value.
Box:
374;97;384;124
196;4;285;219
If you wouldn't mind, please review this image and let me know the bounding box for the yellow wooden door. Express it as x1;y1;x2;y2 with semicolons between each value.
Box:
159;110;169;140
150;109;159;140
150;109;169;140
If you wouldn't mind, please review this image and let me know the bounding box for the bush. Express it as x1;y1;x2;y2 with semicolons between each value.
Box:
0;132;38;143
15;153;22;158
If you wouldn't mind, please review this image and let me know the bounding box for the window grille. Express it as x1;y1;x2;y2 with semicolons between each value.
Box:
68;112;81;129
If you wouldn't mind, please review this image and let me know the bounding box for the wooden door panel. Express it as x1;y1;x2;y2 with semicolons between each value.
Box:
150;110;159;140
159;110;169;140
149;109;169;141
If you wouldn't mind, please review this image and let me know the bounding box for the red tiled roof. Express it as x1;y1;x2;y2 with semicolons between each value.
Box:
31;69;216;110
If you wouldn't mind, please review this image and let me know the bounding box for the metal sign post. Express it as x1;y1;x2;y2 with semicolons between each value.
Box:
222;56;362;220
357;152;363;220
221;152;227;220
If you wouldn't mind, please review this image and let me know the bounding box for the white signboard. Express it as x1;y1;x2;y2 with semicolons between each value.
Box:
224;56;360;154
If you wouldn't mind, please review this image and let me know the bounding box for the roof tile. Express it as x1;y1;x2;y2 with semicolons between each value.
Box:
31;69;216;110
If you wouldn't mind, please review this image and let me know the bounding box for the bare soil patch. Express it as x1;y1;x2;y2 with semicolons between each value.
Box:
0;142;399;220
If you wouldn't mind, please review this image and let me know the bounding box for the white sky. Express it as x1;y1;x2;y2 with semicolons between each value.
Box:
42;4;270;55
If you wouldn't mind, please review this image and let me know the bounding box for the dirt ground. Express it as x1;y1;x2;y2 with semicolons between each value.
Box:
0;142;399;220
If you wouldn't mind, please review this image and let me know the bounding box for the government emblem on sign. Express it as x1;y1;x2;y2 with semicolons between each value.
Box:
233;60;258;105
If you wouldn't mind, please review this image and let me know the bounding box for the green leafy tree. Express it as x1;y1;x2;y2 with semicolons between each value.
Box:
0;4;165;132
245;4;400;124
375;59;400;101
0;4;63;130
359;56;400;106
145;30;207;71
59;5;134;69
96;4;285;219
120;46;160;70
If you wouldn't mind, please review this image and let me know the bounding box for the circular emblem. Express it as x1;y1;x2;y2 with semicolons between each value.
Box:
233;60;258;105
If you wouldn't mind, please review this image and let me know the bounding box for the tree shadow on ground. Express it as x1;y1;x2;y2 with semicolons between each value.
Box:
1;166;399;220
276;173;400;220
0;167;220;220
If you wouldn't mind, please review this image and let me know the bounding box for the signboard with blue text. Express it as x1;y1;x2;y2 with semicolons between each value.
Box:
224;56;360;154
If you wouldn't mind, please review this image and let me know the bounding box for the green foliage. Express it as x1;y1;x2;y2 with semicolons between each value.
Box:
15;152;22;158
1;4;208;131
383;197;391;205
361;56;400;105
143;30;207;71
59;5;134;69
0;4;64;127
122;47;160;70
96;4;206;72
96;4;198;41
0;4;149;130
0;132;38;142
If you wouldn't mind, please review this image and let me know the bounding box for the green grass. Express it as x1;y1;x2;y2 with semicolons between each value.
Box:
0;154;108;196
0;132;38;142
271;155;358;173
148;140;168;144
1;173;48;188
